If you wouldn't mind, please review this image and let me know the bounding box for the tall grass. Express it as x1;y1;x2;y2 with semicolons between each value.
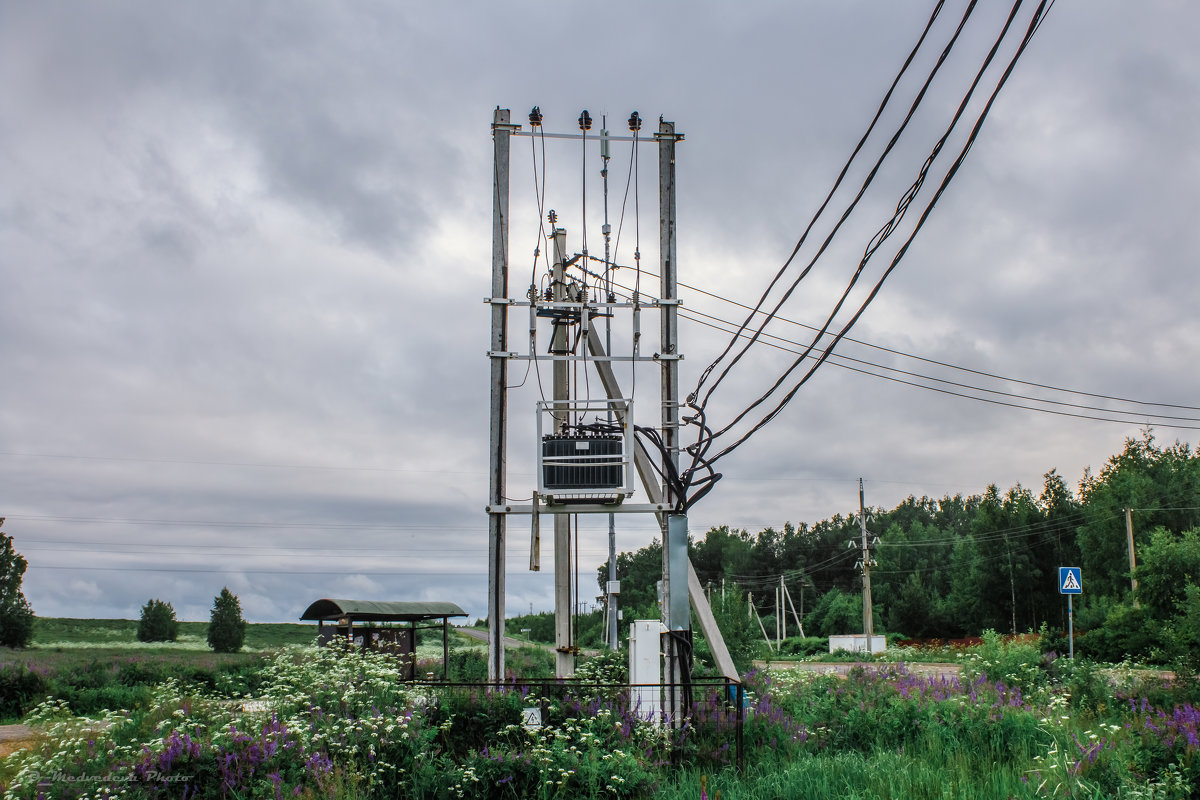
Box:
663;750;1043;800
3;632;1198;798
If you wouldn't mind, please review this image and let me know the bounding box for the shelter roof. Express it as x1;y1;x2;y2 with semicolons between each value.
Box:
300;599;468;623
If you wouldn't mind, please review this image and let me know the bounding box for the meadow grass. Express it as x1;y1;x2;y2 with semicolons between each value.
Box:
665;750;1044;800
3;628;1198;798
32;617;316;651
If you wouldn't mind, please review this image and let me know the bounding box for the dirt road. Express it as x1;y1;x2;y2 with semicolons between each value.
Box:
0;723;38;758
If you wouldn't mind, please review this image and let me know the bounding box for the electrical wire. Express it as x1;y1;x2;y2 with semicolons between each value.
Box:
528;113;551;405
694;0;1042;458
584;258;1200;413
583;267;1200;434
691;0;956;402
679;0;1056;511
675;305;1200;429
672;272;1198;412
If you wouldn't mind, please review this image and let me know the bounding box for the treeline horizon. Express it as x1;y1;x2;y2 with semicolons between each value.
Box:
601;430;1200;665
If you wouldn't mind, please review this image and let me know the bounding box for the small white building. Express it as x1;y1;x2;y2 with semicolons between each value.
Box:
829;634;887;654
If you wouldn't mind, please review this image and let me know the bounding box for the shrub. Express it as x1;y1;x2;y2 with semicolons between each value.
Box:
446;648;488;681
958;629;1048;697
0;525;35;649
207;587;246;653
574;647;628;684
779;636;829;658
136;599;179;643
0;664;47;719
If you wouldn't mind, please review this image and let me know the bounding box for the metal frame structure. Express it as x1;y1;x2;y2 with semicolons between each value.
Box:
535;397;635;503
486;109;738;709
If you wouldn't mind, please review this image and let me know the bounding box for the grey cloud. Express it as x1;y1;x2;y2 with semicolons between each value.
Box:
3;1;1197;622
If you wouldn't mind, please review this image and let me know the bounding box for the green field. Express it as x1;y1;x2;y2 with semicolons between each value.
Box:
30;616;318;651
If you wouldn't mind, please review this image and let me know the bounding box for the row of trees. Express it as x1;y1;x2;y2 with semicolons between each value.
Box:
601;431;1200;667
0;525;246;653
136;589;248;652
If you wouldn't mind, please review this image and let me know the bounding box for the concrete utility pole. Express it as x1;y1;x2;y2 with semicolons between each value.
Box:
860;478;874;638
1126;507;1139;607
487;107;515;683
601;122;621;654
551;227;574;678
484;111;736;712
658;117;690;724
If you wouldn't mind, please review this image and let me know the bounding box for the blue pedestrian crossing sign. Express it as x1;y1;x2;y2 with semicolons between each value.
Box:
1059;566;1082;594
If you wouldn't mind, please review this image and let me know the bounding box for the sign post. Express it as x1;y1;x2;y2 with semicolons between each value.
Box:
1058;567;1082;659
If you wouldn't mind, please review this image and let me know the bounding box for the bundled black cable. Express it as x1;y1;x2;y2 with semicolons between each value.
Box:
676;0;1055;509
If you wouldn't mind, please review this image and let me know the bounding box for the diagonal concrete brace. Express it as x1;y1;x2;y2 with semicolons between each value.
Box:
586;326;740;682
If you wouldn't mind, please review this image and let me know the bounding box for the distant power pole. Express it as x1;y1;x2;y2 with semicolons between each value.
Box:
859;478;874;638
1126;507;1139;607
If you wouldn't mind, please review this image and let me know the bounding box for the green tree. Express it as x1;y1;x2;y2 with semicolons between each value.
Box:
207;587;246;653
137;598;179;643
805;588;863;637
1077;431;1200;601
888;573;935;638
597;538;662;617
1080;528;1200;665
693;589;763;675
0;519;36;649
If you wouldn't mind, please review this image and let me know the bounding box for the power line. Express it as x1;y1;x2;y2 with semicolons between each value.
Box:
676;308;1200;431
0;451;484;474
587;272;1200;430
29;564;487;576
690;0;1056;477
660;0;1058;511
629;265;1198;412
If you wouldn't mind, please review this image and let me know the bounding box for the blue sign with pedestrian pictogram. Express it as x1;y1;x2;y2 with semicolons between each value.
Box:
1059;566;1082;594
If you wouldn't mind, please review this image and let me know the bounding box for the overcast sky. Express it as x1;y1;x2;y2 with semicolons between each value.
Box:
3;1;1197;625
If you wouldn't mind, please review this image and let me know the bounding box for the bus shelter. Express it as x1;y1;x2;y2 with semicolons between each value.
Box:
300;598;468;680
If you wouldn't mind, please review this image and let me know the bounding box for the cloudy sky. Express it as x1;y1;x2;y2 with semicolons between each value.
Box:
3;1;1197;624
